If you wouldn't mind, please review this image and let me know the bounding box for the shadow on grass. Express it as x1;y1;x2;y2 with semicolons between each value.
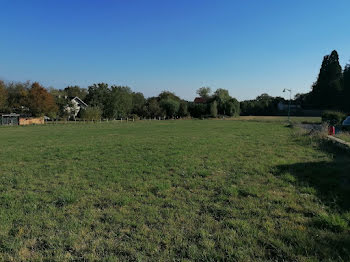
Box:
276;137;350;212
273;138;350;260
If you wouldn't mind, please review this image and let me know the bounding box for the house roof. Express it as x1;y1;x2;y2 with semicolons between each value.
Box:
194;97;207;104
71;97;88;107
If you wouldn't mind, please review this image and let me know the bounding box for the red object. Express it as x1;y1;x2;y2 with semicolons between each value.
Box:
328;126;335;136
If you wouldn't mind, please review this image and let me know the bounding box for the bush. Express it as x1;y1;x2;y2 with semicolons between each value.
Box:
210;101;218;118
80;107;102;121
322;111;346;125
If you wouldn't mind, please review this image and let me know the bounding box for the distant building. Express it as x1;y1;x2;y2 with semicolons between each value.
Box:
65;96;88;118
0;113;20;126
277;102;301;111
194;97;207;104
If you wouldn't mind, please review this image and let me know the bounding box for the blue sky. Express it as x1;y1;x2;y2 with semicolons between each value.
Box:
1;0;350;101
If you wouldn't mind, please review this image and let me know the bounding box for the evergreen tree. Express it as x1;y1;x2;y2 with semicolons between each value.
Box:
311;50;343;109
343;64;350;112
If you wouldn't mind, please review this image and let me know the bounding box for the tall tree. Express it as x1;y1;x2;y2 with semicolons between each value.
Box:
146;98;163;118
132;92;146;117
107;86;133;119
343;64;350;112
311;50;343;109
178;102;189;117
6;81;30;112
196;87;211;98
158;91;181;102
160;99;180;118
0;80;8;111
27;82;58;117
213;88;231;115
210;101;218;117
64;86;88;100
85;83;110;117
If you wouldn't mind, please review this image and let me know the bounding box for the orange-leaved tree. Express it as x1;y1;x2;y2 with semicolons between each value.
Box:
27;82;58;117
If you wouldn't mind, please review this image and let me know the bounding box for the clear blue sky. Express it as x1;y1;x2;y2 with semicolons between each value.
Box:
1;0;350;101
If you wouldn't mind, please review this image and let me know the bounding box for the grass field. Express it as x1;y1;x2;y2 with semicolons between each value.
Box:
336;133;350;143
0;119;349;261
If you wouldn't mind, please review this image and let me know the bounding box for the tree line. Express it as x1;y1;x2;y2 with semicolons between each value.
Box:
240;50;350;116
0;80;240;120
1;50;349;119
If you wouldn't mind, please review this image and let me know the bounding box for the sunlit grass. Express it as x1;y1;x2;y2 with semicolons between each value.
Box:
0;119;348;261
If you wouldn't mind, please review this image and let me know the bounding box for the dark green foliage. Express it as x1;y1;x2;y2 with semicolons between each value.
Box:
196;87;211;98
343;64;350;112
213;88;230;114
107;86;133;119
85;83;110;117
158;91;181;102
146;97;163;118
321;110;346;125
0;80;8;111
311;50;343;109
210;101;218;117
188;102;208;118
80;106;102;121
159;99;180;118
64;85;88;100
132;92;146;117
178;102;189;117
225;98;240;116
5;81;31;114
240;94;284;116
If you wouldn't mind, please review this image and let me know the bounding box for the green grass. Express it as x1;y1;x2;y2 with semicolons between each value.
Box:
336;133;350;143
0;120;349;261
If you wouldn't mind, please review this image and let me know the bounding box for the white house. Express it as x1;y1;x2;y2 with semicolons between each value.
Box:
65;97;88;119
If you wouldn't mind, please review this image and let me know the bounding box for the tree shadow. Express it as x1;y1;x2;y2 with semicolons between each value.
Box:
275;139;350;212
273;139;350;260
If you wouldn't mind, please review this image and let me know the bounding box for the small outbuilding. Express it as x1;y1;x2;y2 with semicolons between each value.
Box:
0;114;20;126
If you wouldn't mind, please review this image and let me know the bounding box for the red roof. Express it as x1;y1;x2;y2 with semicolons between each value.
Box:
194;97;207;104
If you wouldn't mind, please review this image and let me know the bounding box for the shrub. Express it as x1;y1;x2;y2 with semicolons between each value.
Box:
81;106;102;121
210;101;218;118
321;111;346;125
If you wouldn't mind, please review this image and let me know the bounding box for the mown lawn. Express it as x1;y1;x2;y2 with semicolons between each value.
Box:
0;120;349;261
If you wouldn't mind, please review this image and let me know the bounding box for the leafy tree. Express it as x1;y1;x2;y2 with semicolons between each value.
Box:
196;87;211;98
0;80;8;111
64;86;88;100
107;86;133;119
188;103;208;118
85;83;110;117
311;50;343;109
80;107;102;121
178;102;189;117
147;98;163;118
158;91;181;102
210;101;218;117
49;88;69;118
213;88;231;115
6;81;30;113
132;92;146;117
225;98;240;116
160;99;180;118
27;82;58;117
